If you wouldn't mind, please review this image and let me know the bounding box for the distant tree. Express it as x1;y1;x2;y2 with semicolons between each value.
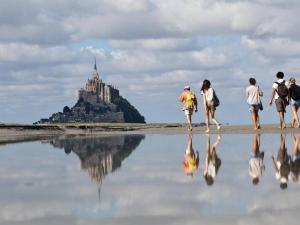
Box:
84;102;93;114
113;96;145;123
63;106;71;113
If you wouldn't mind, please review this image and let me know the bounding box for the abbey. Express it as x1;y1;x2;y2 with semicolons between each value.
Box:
78;63;119;105
36;61;145;124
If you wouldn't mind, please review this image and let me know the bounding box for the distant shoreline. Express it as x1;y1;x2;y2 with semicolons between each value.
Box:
1;123;300;145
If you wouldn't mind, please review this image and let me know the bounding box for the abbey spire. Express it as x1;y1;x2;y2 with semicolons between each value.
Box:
92;57;99;79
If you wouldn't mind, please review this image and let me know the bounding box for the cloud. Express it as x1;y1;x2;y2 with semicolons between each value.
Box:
1;0;300;123
241;36;300;57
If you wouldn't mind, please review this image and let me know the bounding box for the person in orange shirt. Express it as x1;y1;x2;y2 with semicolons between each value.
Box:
178;86;198;131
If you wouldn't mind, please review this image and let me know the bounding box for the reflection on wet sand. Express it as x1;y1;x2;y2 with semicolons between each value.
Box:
3;133;300;224
271;134;290;189
49;135;145;196
290;134;300;183
249;133;265;185
182;134;199;176
204;134;221;186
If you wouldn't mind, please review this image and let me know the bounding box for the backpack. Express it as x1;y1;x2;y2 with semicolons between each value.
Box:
212;89;220;107
290;84;300;100
185;91;196;109
275;80;288;99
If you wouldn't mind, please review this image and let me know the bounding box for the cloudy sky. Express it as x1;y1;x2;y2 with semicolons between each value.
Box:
1;0;300;124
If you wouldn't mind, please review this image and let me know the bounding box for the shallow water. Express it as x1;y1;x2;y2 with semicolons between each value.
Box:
0;133;300;225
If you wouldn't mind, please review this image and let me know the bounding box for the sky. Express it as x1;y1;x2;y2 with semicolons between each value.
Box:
1;0;300;124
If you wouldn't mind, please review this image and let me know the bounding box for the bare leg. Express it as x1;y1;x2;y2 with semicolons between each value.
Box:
257;112;261;129
278;112;286;129
252;133;260;155
291;105;300;127
213;134;221;147
205;109;210;132
251;110;258;130
211;110;221;130
204;134;211;175
186;114;192;131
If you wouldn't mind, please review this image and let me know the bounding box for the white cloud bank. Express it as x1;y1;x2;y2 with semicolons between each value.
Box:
1;0;300;123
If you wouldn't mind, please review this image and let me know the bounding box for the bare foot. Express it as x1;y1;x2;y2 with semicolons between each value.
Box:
217;124;221;131
205;129;210;133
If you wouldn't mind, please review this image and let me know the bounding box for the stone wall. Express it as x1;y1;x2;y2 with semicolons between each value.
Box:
78;89;98;105
79;80;120;105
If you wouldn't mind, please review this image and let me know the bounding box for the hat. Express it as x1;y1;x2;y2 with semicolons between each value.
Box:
184;85;190;90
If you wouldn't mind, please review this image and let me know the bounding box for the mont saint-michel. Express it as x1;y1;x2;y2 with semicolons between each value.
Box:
37;62;145;124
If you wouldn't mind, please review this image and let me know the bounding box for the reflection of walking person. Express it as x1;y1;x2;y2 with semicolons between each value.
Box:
178;86;198;131
290;134;300;183
249;133;265;185
204;134;221;185
271;134;291;190
200;80;221;133
182;133;199;176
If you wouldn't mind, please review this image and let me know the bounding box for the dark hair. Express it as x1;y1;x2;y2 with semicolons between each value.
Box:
276;72;284;79
252;178;259;185
280;182;287;190
204;174;214;186
249;78;256;85
201;79;211;92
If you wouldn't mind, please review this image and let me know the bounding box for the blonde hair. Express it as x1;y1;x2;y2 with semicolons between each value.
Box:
289;77;296;84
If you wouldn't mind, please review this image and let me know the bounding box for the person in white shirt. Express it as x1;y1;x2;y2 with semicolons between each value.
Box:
200;79;221;133
246;78;263;130
269;72;289;129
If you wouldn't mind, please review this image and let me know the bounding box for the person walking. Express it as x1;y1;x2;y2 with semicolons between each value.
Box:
200;80;221;133
269;72;289;129
288;77;300;128
246;78;263;130
179;86;198;131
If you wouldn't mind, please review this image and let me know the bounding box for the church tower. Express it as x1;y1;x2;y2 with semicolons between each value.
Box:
92;58;100;80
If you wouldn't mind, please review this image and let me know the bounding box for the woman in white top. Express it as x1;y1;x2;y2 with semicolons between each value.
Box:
246;78;263;130
201;79;221;133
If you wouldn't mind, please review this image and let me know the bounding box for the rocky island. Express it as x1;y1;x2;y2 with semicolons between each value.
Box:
36;61;145;124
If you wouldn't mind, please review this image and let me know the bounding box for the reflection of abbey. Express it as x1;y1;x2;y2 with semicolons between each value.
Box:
78;63;119;105
49;135;145;198
36;61;145;124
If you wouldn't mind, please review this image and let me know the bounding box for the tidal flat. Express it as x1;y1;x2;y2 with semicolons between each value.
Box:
0;133;300;225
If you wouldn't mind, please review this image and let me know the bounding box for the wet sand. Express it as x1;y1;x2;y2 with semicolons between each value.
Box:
1;123;300;144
